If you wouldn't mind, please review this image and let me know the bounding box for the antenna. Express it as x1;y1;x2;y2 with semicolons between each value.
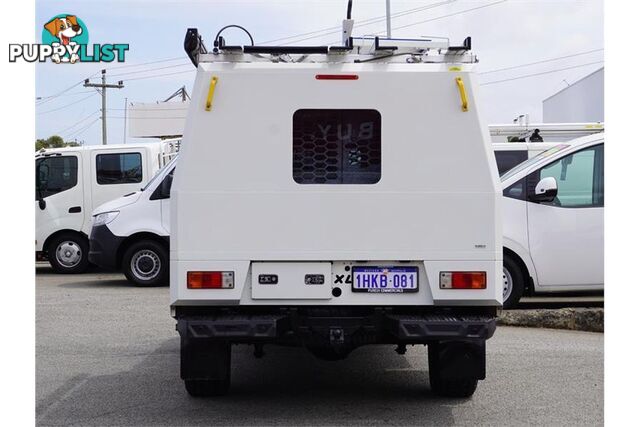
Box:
385;0;392;38
342;0;354;44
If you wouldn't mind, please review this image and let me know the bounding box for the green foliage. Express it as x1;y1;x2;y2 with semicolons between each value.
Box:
35;135;80;151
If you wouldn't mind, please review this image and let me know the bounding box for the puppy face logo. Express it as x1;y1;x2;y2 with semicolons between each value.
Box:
42;14;89;64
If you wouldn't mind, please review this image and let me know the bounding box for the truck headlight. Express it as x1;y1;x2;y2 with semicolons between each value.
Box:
93;211;119;227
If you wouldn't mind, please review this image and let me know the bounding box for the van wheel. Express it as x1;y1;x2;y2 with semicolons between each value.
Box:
47;232;89;274
503;255;525;309
122;240;168;287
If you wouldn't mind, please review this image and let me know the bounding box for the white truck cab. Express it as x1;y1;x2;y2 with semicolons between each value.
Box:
500;133;604;308
171;14;501;398
88;156;175;286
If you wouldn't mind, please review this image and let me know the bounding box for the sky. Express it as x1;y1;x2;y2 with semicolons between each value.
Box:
35;0;604;145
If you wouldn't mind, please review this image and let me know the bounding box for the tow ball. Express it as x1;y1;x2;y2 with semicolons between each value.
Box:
330;328;344;344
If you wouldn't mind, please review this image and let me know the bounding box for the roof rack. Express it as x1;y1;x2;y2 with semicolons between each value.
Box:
184;28;476;66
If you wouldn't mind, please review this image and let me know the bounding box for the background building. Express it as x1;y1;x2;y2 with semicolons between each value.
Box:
543;67;604;123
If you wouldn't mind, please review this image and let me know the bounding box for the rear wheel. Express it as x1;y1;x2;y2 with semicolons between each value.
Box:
428;342;479;398
502;255;525;309
182;339;231;397
122;240;168;287
47;232;89;274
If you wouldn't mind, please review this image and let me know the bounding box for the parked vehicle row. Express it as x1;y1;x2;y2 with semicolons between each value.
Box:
35;134;604;310
35;139;179;273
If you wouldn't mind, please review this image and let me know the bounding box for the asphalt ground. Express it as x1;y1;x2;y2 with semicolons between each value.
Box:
36;266;604;426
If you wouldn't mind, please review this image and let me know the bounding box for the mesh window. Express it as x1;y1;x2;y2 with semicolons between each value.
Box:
293;109;381;184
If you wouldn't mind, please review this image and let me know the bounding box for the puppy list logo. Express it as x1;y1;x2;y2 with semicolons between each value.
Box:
8;14;129;64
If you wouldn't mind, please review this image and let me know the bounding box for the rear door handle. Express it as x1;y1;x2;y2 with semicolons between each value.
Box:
68;206;82;213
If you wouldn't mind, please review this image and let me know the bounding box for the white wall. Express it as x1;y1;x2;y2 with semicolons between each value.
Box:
128;101;188;138
543;68;604;123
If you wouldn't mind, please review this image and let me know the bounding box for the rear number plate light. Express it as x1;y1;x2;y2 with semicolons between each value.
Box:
440;272;486;289
187;271;234;289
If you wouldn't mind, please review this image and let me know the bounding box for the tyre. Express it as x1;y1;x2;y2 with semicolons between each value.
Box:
428;343;478;398
47;232;90;274
182;340;231;397
185;379;230;397
502;255;525;309
122;240;168;287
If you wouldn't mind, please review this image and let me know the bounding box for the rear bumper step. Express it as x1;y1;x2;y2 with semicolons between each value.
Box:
177;313;496;344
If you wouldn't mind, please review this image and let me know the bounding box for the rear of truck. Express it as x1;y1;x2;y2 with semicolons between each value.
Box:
171;42;502;397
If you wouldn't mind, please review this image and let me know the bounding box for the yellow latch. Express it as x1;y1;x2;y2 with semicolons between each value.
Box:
455;77;468;112
205;76;218;111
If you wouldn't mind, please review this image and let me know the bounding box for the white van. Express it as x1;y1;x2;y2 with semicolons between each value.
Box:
169;20;501;398
500;133;604;308
36;140;178;273
88;157;175;286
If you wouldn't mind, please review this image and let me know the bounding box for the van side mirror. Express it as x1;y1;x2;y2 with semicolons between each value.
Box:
38;199;47;210
530;176;558;203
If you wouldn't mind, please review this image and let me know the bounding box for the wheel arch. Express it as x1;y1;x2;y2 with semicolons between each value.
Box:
116;232;168;268
42;229;88;253
503;246;536;295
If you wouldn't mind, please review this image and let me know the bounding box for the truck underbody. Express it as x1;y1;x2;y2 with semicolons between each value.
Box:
175;305;497;397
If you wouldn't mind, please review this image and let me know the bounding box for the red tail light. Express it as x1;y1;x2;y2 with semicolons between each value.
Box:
440;272;486;289
187;271;234;289
315;74;359;80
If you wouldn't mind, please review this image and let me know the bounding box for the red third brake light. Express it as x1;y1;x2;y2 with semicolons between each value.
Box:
440;272;486;289
187;271;235;289
315;74;359;80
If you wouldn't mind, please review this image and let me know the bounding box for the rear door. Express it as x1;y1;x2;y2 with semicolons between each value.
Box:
526;143;604;288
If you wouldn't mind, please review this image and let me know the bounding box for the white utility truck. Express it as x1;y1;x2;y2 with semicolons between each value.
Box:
500;133;604;308
89;157;176;286
171;13;501;398
36;140;179;273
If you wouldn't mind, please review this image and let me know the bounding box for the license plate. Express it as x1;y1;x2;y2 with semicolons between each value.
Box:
352;266;419;293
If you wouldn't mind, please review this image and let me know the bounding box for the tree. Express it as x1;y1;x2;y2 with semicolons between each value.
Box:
35;135;80;151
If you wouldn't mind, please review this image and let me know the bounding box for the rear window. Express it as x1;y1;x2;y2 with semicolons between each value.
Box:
96;153;142;185
293;109;381;184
